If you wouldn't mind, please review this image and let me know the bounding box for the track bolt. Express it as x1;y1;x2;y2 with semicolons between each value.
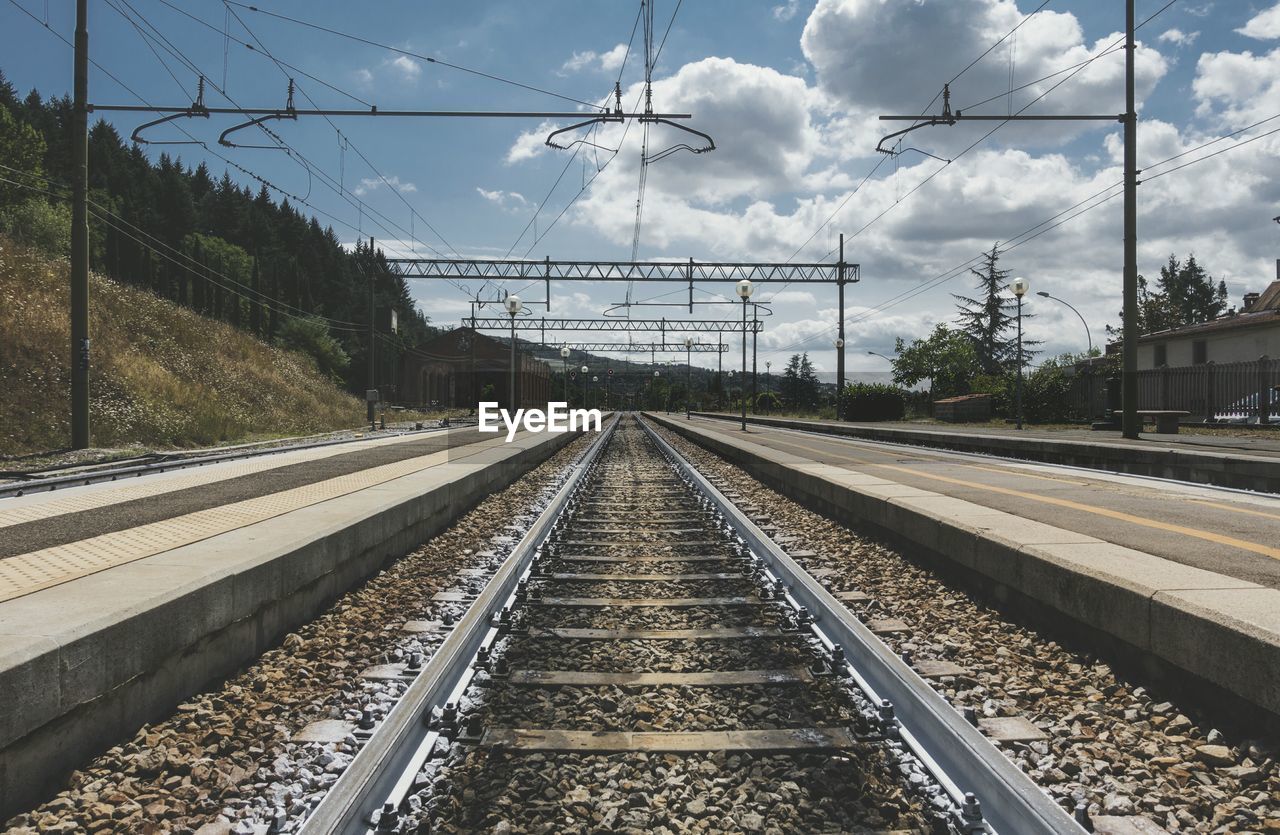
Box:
809;657;827;675
359;705;376;730
442;611;456;626
795;607;811;627
963;706;979;727
515;579;528;600
475;647;490;670
829;646;846;670
900;649;913;666
493;658;510;678
439;702;458;736
375;802;400;832
774;578;786;597
407;651;424;671
1074;800;1094;832
878;700;898;737
959;793;984;827
465;714;484;738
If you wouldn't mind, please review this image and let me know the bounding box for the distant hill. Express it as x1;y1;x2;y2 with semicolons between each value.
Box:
0;236;365;457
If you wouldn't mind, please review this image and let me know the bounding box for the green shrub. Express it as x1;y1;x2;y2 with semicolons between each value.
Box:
276;315;350;382
0;197;70;256
756;391;782;413
838;382;907;421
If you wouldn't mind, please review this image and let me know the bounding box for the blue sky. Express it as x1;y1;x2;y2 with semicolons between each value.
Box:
3;0;1278;374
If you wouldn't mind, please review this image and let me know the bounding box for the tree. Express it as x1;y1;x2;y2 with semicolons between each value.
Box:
1108;253;1227;337
892;323;979;399
780;353;819;410
277;316;350;381
0;105;45;206
952;244;1035;374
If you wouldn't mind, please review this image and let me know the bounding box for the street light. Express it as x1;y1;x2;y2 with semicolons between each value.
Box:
560;345;571;403
1012;277;1029;430
684;336;693;419
505;294;521;409
737;279;754;431
581;364;589;408
1037;289;1095;419
867;350;893;363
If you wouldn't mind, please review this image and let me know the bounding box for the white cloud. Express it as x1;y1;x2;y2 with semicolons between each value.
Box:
1239;3;1280;39
505;121;558;165
1158;28;1199;47
1192;46;1280;127
353;175;418;197
773;0;802;22
353;68;373;86
560;43;629;74
391;55;421;80
477;187;531;212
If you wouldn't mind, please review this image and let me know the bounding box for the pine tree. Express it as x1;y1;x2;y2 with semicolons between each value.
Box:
952;244;1024;374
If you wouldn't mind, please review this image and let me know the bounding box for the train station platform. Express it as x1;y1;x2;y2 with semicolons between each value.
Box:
688;412;1280;493
649;413;1280;724
0;424;583;818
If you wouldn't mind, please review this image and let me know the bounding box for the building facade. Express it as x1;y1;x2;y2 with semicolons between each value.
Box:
400;327;551;411
1137;278;1280;369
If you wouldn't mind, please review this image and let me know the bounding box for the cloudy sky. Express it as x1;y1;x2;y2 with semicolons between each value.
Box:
3;0;1278;374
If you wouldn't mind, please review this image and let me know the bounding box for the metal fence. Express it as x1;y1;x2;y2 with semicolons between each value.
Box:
1071;357;1279;423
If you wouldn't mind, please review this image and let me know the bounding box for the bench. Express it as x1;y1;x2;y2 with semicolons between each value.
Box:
1136;410;1190;434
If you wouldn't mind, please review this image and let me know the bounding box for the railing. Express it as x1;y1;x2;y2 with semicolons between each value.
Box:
1073;357;1278;423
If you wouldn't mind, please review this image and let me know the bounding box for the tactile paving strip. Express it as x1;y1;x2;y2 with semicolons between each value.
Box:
0;432;436;529
0;440;503;603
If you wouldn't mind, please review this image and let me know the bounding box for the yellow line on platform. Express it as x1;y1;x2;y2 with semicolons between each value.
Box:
718;427;1280;562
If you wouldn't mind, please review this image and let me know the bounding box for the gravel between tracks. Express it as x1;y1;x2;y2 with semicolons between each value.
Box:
1;435;593;835
653;421;1280;833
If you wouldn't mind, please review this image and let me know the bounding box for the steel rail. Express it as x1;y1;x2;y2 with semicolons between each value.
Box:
300;415;619;834
637;415;1084;835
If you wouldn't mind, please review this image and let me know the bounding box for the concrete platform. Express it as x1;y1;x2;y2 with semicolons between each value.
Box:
0;426;583;819
648;413;1280;724
689;412;1280;493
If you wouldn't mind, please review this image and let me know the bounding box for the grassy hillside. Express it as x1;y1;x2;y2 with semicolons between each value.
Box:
0;236;365;457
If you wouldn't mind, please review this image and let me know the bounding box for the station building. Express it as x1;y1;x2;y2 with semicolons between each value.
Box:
399;326;551;411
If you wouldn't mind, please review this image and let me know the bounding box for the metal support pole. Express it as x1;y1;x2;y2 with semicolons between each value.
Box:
1016;295;1025;430
1122;0;1139;439
718;335;723;409
741;299;748;431
686;344;691;419
836;234;846;421
751;306;758;413
71;0;90;449
563;357;569;403
368;236;376;427
509;314;517;409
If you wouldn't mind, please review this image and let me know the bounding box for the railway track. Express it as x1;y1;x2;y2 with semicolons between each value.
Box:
296;415;1083;834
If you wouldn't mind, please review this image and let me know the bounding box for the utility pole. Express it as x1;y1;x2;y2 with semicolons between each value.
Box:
1121;0;1139;439
71;0;90;449
836;234;846;420
367;236;376;427
876;0;1136;436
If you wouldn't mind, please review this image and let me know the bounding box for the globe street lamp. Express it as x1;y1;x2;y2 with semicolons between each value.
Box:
560;345;571;403
1012;277;1029;430
684;336;693;419
581;364;589;408
736;279;754;431
505;294;521;409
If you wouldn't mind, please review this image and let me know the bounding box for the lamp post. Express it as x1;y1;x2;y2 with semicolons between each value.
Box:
581;364;589;409
560;345;570;403
505;294;521;409
592;375;599;410
685;336;693;419
1037;290;1095;418
737;279;754;431
834;337;845;419
1012;277;1029;430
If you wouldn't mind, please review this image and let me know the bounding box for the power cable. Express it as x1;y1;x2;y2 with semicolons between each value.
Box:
224;0;606;112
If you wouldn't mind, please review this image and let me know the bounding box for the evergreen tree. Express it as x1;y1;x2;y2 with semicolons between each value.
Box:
952;244;1029;374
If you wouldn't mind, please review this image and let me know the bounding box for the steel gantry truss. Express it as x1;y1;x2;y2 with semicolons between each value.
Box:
465;317;763;333
392;257;856;284
550;342;728;353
